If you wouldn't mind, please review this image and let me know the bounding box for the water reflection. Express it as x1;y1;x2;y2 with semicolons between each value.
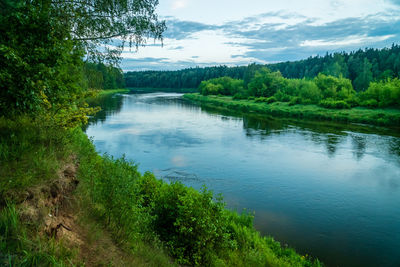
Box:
86;93;124;126
86;93;400;267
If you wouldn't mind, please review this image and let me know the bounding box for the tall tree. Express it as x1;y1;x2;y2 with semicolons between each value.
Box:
0;0;165;122
353;58;373;91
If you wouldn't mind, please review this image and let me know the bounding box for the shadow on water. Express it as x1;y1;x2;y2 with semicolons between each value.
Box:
84;93;125;130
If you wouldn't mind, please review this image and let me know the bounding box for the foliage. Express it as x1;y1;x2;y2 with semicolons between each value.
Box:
125;65;247;89
255;96;277;103
125;45;400;91
48;0;165;64
247;68;286;97
84;63;126;90
0;0;164;124
314;74;355;100
318;99;351;109
359;78;400;108
184;94;400;127
359;99;379;108
0;203;71;265
0;116;76;200
0;1;84;117
289;97;302;106
199;77;244;96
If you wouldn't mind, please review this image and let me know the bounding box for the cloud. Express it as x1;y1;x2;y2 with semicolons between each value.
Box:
387;0;400;5
121;9;400;70
172;0;188;10
168;45;184;50
217;11;400;62
163;18;219;40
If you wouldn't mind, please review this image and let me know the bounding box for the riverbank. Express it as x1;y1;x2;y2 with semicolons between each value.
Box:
183;93;400;127
0;115;322;265
98;88;131;95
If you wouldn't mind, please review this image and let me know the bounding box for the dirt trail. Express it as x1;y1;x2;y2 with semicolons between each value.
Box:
18;156;136;266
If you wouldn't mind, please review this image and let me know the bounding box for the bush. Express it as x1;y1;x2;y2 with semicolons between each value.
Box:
345;95;360;107
267;96;277;103
360;78;400;108
298;80;322;104
150;181;231;265
254;97;268;103
233;93;248;100
248;68;286;97
199;77;244;96
274;90;291;102
288;97;301;106
359;99;379;108
319;99;350;109
314;74;355;100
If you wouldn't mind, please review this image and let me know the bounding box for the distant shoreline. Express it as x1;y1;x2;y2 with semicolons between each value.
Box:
183;93;400;127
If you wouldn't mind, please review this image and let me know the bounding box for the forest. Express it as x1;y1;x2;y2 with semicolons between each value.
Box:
125;45;400;92
83;62;125;90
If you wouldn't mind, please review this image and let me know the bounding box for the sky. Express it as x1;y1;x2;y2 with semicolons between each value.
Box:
120;0;400;71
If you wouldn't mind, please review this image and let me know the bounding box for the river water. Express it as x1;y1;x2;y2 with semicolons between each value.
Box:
86;92;400;267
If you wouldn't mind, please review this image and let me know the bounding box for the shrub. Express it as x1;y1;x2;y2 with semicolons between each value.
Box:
199;77;244;96
266;96;277;103
314;74;355;100
233;93;248;100
345;95;360;107
298;80;322;104
248;68;286;97
288;97;301;106
274;90;291;102
359;99;379;108
360;78;400;108
254;97;269;103
319;99;350;109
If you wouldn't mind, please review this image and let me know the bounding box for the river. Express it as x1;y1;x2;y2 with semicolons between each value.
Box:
86;92;400;267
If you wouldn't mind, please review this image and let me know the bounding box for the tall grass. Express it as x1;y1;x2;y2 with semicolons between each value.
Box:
0;203;72;266
0;116;77;202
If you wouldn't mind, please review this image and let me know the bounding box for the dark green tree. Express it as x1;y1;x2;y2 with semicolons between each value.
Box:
353;58;373;91
0;0;165;123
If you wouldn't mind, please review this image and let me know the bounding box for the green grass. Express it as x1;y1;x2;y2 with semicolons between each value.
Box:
0;203;73;266
0;116;75;203
184;93;400;127
98;88;131;95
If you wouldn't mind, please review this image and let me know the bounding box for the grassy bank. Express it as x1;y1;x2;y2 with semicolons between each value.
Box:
0;115;322;266
98;88;131;95
184;93;400;127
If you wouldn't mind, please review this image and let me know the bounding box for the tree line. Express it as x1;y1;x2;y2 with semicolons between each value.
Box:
84;62;125;90
124;44;400;92
198;68;400;109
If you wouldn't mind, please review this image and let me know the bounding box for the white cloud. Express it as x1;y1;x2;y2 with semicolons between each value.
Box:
300;34;396;47
172;0;188;10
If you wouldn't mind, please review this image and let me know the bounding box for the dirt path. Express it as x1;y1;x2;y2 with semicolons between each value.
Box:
18;157;138;266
